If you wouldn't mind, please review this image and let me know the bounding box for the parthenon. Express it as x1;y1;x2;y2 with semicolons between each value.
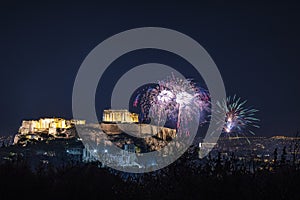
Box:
102;109;139;123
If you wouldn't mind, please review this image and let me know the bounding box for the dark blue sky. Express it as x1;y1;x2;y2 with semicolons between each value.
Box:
0;1;299;136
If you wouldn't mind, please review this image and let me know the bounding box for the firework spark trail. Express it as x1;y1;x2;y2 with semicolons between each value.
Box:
213;95;260;142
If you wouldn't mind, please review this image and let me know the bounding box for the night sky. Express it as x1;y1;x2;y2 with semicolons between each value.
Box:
0;1;299;137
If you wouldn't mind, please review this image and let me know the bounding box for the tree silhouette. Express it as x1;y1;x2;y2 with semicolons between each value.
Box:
274;147;278;165
281;146;287;165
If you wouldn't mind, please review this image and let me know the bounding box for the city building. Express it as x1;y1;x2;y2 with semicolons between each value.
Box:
71;119;86;125
14;118;86;145
82;143;142;168
19;118;72;134
18;118;86;135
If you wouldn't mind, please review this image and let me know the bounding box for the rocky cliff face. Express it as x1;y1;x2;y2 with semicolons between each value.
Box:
100;123;176;140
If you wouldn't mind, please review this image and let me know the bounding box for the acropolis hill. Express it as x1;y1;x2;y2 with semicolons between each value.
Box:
13;109;177;146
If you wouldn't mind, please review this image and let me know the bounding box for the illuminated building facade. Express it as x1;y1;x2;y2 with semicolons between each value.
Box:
18;118;83;135
102;109;139;123
71;119;86;125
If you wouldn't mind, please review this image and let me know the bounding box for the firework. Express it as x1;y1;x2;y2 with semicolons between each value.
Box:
214;95;260;139
134;75;210;136
133;76;259;141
